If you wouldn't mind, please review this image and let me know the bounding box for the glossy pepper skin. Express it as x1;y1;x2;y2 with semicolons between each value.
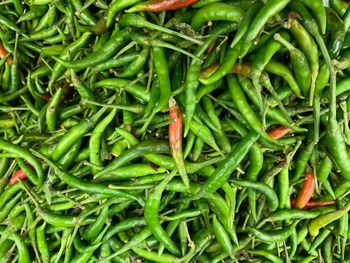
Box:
294;173;315;209
127;0;198;13
169;97;190;190
3;1;350;262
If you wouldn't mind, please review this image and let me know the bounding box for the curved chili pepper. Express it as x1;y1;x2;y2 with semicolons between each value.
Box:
169;97;190;190
9;169;27;185
127;0;198;13
268;126;292;140
294;173;315;209
290;199;336;209
53;27;130;70
191;3;244;30
308;201;350;236
239;0;291;58
0;43;12;65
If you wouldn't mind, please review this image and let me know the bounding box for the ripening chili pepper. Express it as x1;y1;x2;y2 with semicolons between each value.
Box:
0;43;12;65
230;62;251;77
308;200;350;236
268;126;292;140
294;173;315;209
9;162;35;185
169;97;190;190
127;0;198;13
200;64;219;79
290;199;336;209
9;169;27;185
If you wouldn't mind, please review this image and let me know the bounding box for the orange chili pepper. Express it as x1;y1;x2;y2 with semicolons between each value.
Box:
0;43;12;65
293;173;315;209
9;169;27;185
268;126;292;140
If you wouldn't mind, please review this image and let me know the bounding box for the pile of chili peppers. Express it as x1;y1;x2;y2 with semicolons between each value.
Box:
2;0;350;262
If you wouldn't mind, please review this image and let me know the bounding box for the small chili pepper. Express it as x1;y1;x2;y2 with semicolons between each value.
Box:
294;173;315;209
169;97;190;190
233;179;279;211
9;162;35;185
184;61;201;136
228;75;275;143
119;14;202;45
268;126;292;140
89;109;117;175
106;0;143;27
290;199;336;209
191;3;244;30
247;222;296;243
308;200;350;236
248;250;283;263
53;27;130;70
201;132;259;195
239;0;291;58
127;0;198;13
230;1;263;48
327;7;346;58
144;171;180;256
0;43;12;65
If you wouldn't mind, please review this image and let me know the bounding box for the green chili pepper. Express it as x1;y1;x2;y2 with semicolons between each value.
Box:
239;0;291;57
53;27;130;70
191;3;244;30
308;201;350;236
248;222;296;242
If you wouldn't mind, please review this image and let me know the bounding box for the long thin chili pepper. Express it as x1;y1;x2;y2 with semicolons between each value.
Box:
169;97;190;190
127;0;198;13
290;199;336;209
294;173;315;209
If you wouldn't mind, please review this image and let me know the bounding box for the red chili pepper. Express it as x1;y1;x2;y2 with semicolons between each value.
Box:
128;0;198;12
169;97;190;190
268;126;292;140
0;43;12;65
293;173;315;209
9;163;35;185
290;199;336;209
9;169;27;185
